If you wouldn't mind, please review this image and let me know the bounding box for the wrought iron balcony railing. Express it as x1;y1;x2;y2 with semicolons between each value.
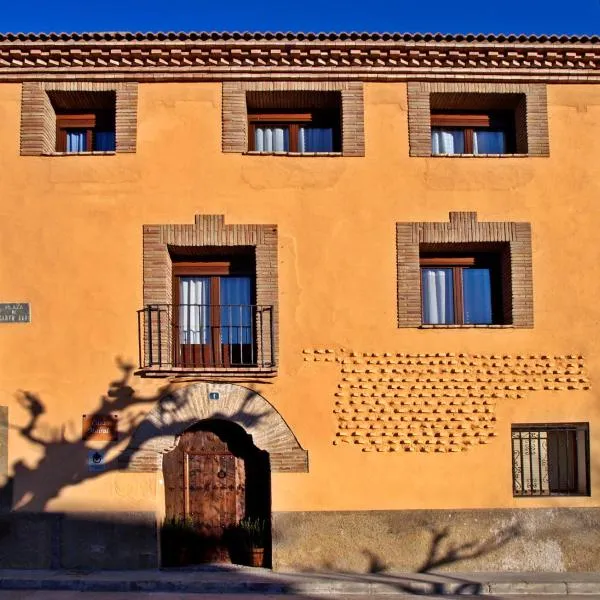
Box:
137;304;275;370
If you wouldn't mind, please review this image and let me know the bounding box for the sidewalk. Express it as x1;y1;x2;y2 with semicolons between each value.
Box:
2;566;600;596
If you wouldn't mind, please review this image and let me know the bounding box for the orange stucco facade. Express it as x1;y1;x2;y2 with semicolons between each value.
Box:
2;80;600;509
1;33;600;568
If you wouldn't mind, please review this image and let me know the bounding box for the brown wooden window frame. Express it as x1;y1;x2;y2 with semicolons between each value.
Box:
247;110;341;153
172;258;256;368
55;109;116;153
430;111;516;155
419;253;504;325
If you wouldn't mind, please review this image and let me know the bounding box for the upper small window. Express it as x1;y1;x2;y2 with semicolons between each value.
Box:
407;83;548;158
431;111;515;155
248;111;339;153
49;91;116;154
246;91;341;155
55;112;116;153
428;91;528;156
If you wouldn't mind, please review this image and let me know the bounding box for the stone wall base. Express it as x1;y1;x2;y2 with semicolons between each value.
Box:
272;508;600;573
0;512;158;569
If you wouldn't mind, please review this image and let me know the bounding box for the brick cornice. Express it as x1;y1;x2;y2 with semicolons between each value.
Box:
0;33;599;82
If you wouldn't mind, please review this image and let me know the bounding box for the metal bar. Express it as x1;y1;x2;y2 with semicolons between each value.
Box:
269;306;275;367
157;305;162;367
519;433;525;495
238;305;242;365
511;434;518;495
250;306;255;366
565;429;571;493
187;302;192;368
137;310;143;368
148;306;154;366
538;431;543;495
528;431;535;495
260;307;264;367
555;430;561;494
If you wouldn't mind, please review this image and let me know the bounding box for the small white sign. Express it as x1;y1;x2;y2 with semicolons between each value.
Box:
88;450;106;472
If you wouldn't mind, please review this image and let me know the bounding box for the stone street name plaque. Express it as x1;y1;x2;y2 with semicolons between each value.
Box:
0;303;30;323
82;414;118;441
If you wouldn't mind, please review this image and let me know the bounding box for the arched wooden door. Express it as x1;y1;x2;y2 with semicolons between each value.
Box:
162;420;271;565
163;428;245;562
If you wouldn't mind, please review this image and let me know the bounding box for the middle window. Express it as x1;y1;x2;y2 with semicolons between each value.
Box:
172;255;255;368
420;252;505;326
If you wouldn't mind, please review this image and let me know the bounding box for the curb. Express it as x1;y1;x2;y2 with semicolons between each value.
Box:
2;574;600;595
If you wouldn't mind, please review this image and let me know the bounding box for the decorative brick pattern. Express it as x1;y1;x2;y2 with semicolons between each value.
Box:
120;382;308;472
1;34;599;82
20;81;137;156
407;82;549;157
396;212;533;328
222;81;364;157
142;214;278;372
303;349;590;453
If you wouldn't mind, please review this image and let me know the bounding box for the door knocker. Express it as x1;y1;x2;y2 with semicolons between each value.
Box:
217;470;227;479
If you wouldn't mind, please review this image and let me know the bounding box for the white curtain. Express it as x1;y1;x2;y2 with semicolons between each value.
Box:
179;277;210;344
66;131;86;153
512;431;549;494
431;129;464;155
422;268;454;324
254;127;289;152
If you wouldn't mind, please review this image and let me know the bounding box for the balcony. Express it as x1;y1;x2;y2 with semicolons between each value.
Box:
137;304;276;376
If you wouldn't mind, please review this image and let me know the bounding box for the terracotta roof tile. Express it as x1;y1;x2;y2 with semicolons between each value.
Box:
0;31;598;44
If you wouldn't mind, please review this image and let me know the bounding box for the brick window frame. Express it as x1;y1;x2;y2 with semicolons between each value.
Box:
222;81;364;156
396;212;533;328
407;82;549;157
142;215;278;374
20;81;137;156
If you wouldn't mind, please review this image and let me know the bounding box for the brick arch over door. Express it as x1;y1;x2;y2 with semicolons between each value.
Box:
119;382;308;473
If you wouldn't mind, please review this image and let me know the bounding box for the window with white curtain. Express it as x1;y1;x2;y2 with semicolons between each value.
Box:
431;111;513;155
56;110;116;153
248;110;339;154
420;253;501;325
172;258;256;368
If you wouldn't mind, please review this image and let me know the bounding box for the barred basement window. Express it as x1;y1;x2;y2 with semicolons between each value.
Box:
512;424;590;497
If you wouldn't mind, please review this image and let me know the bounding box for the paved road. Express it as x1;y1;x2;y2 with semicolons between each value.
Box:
3;594;600;600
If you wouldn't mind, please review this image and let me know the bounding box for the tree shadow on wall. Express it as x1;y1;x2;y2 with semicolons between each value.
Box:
296;523;521;597
0;358;272;569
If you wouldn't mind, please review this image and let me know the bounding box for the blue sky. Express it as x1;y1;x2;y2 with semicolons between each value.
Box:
1;0;599;35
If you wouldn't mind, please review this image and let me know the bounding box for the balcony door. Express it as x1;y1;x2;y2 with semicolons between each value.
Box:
173;261;254;368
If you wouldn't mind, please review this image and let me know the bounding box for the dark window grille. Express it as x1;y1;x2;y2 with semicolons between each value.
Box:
137;303;275;370
511;423;590;497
